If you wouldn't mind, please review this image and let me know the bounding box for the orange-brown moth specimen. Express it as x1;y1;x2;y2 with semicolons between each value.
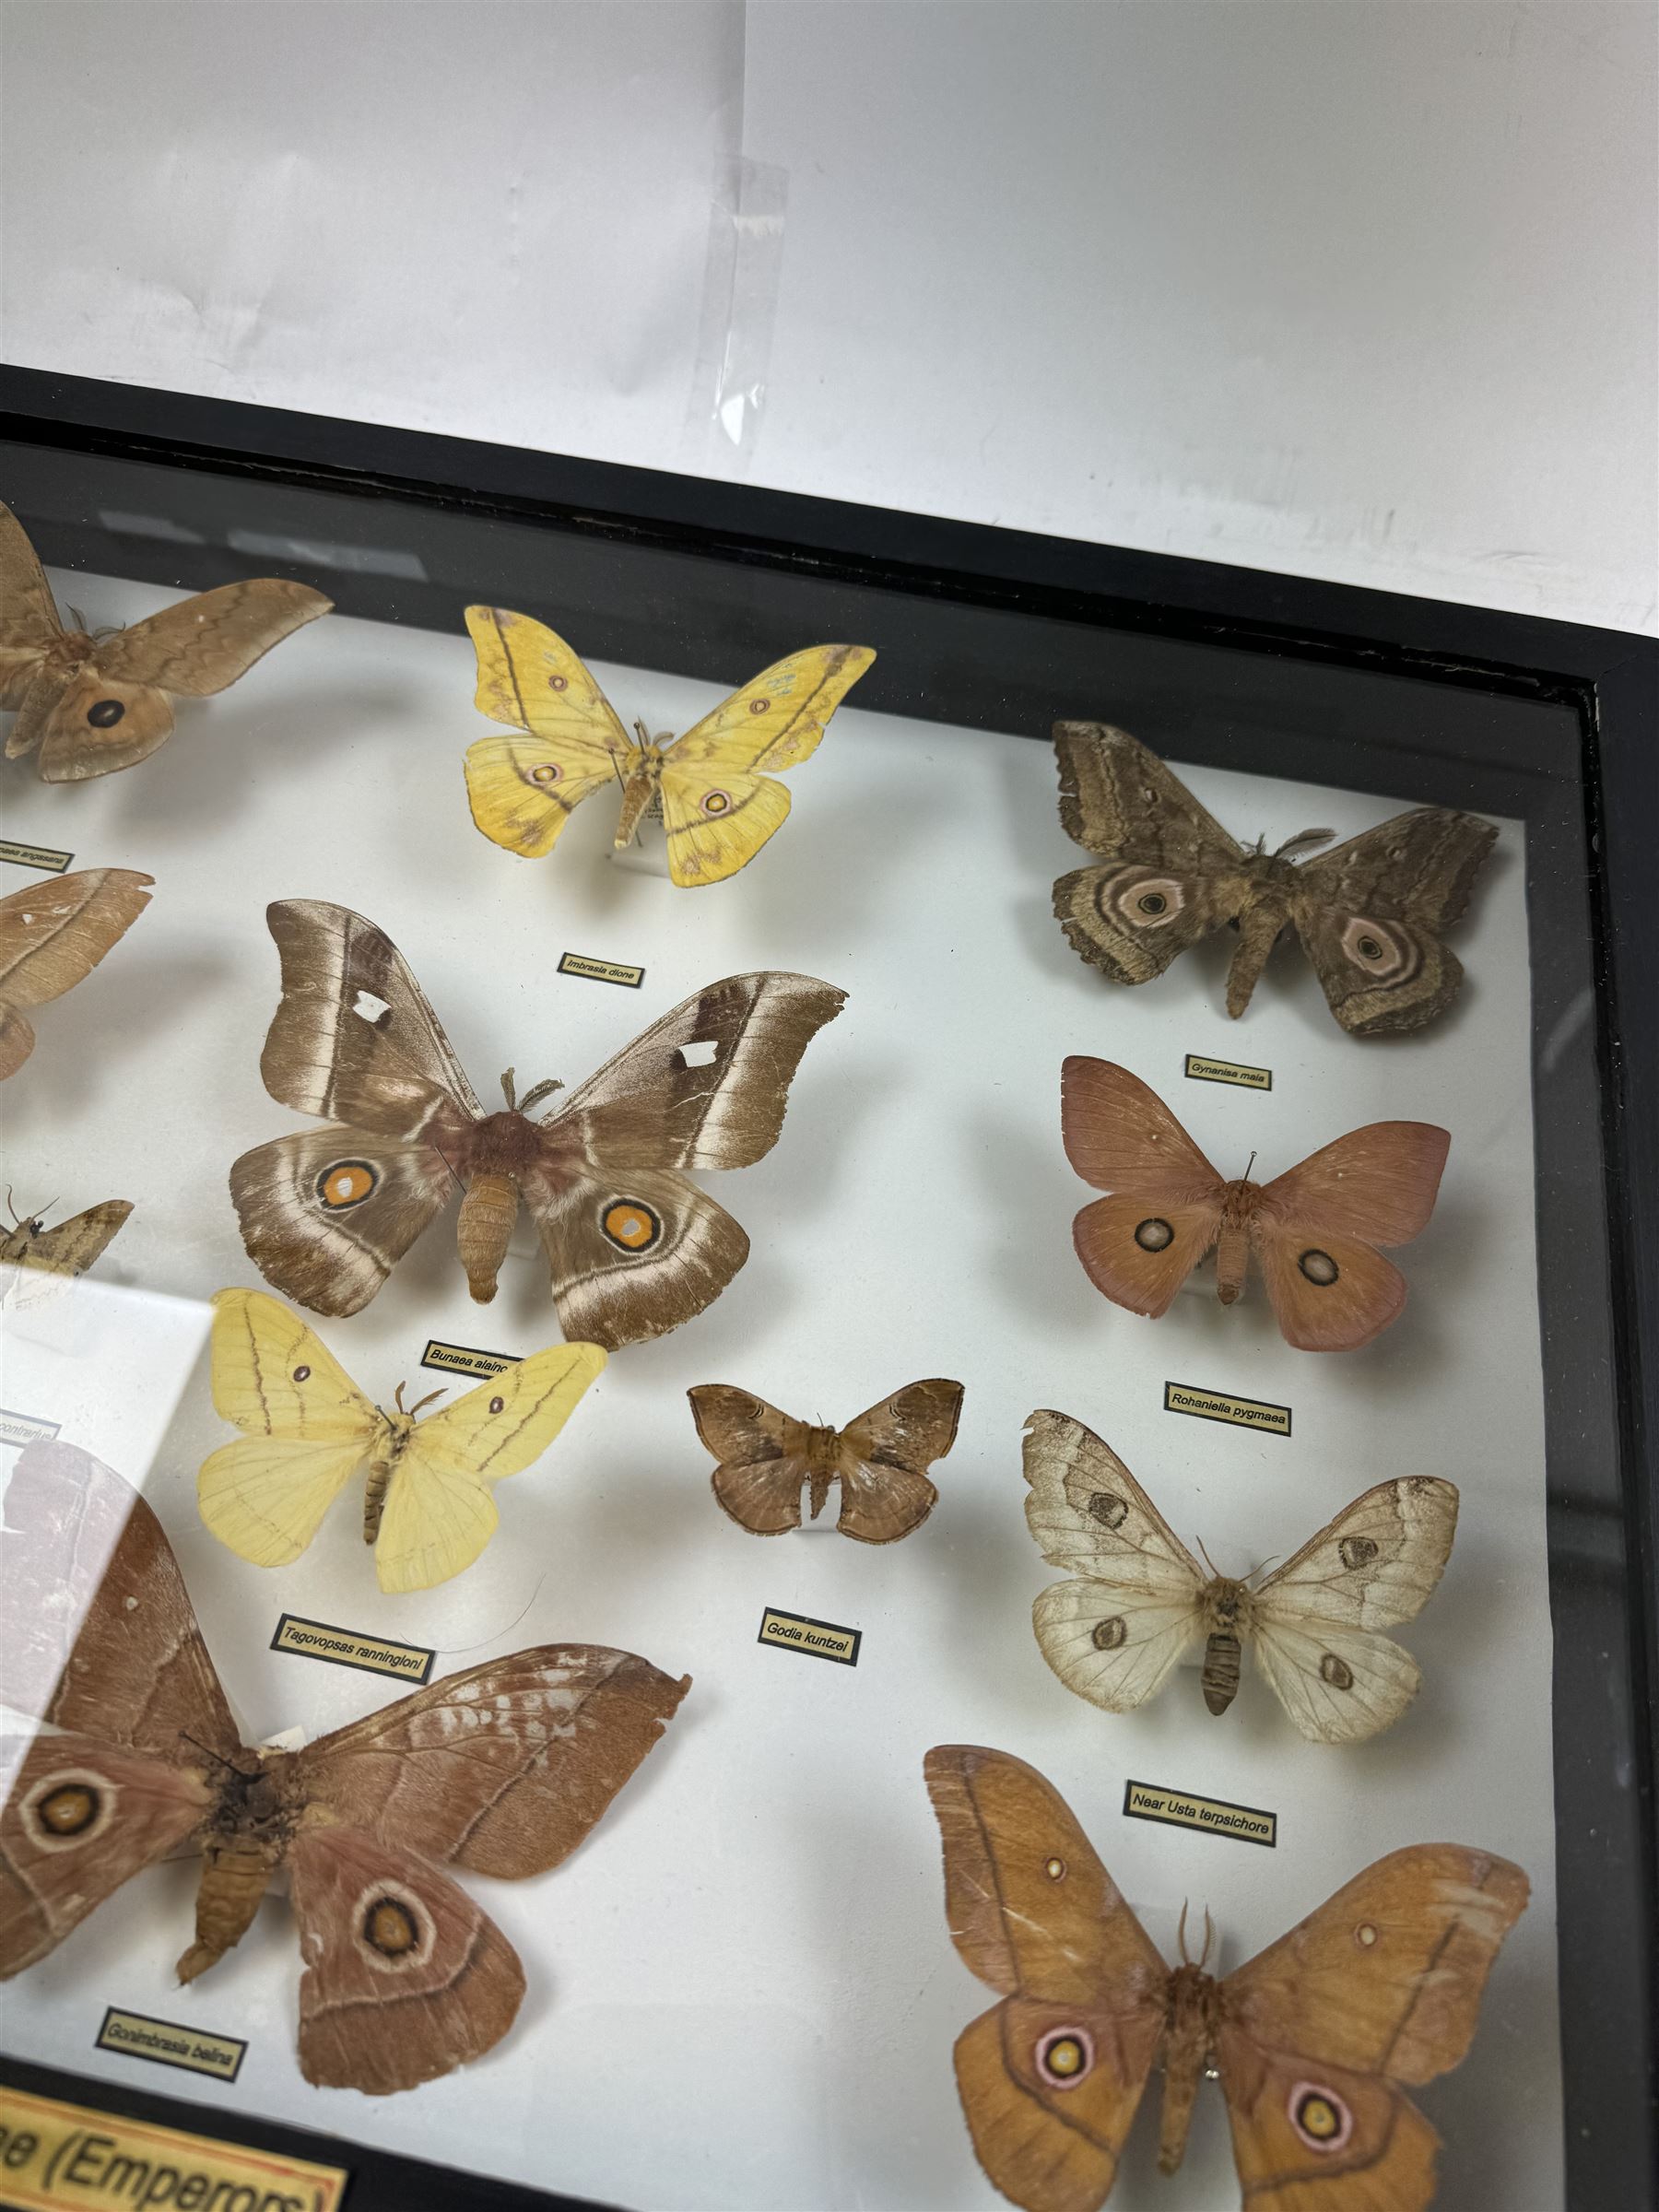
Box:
1050;723;1497;1036
0;1194;133;1308
0;1442;689;2095
925;1745;1528;2212
0;867;153;1077
1062;1058;1450;1352
0;499;331;782
228;900;845;1349
688;1379;964;1541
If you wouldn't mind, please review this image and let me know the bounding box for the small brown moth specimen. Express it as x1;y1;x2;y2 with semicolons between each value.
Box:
688;1379;964;1541
1051;723;1497;1036
0;1193;132;1308
0;499;330;781
1023;1412;1458;1743
926;1745;1528;2212
1063;1058;1450;1352
229;900;844;1348
0;867;153;1077
0;1443;689;2095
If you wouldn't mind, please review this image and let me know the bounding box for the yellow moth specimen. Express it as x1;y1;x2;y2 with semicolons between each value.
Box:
200;1288;606;1593
464;606;874;886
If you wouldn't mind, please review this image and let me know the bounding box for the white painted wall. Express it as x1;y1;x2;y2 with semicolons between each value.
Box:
1;1;1653;632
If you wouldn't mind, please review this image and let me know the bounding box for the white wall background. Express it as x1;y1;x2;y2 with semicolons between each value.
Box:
1;0;1654;635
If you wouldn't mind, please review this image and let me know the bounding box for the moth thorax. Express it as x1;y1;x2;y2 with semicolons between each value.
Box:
613;756;662;849
1158;1964;1218;2175
1201;1630;1243;1716
178;1840;274;1984
457;1171;519;1303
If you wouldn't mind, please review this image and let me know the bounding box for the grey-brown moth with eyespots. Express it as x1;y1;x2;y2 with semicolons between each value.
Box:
1022;1411;1458;1744
1051;722;1497;1035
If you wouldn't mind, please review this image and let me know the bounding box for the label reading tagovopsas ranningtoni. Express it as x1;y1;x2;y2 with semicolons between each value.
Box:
270;1612;433;1684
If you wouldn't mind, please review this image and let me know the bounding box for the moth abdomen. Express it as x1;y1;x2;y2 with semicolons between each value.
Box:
178;1840;274;1983
457;1170;519;1303
1201;1631;1242;1715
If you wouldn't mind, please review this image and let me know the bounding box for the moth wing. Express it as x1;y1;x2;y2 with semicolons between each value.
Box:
1021;1411;1206;1576
1071;1193;1222;1320
1217;1843;1528;2207
209;1286;380;1439
1;1198;132;1309
375;1344;606;1592
0;500;63;697
1256;1477;1459;1630
0;868;154;1027
293;1646;690;1877
0;1733;212;1974
1253;1124;1449;1351
1061;1057;1224;1195
835;1377;963;1543
288;1823;524;2094
658;764;792;887
93;579;330;693
688;1384;808;1535
32;665;180;782
465;605;634;748
464;731;630;858
0;1443;240;1759
259;899;485;1129
667;642;874;771
1291;806;1497;1023
1052;722;1246;865
1253;1227;1408;1353
229;1125;456;1319
550;969;846;1171
925;1746;1168;2212
524;1164;749;1353
1053;860;1241;989
1248;1615;1423;1744
197;1439;370;1569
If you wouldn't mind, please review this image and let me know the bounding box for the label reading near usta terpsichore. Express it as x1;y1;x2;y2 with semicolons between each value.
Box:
1123;1779;1277;1848
420;1338;517;1379
1183;1052;1272;1091
557;951;645;988
270;1612;434;1685
1163;1380;1292;1437
0;2081;346;2211
757;1606;862;1666
0;839;73;874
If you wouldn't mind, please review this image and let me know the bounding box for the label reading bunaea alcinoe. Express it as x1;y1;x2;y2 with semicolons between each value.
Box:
0;839;73;874
270;1612;433;1685
0;2082;346;2211
1183;1051;1271;1090
757;1606;862;1666
1123;1779;1277;1848
420;1337;517;1379
94;2007;246;2083
1163;1380;1292;1437
558;951;644;988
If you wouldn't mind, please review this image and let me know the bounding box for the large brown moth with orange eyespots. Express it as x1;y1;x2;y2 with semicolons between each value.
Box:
229;900;844;1349
926;1746;1527;2212
1051;723;1497;1036
0;1443;689;2096
0;500;330;782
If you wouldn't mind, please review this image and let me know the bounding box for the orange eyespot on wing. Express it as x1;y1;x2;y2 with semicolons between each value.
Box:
601;1199;662;1252
317;1159;380;1210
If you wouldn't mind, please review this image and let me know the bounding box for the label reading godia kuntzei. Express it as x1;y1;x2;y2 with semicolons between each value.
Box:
558;951;644;988
757;1606;861;1666
1163;1381;1291;1437
1123;1779;1277;1848
93;2007;246;2084
1183;1052;1271;1090
0;1408;62;1449
270;1612;433;1684
0;839;73;874
420;1337;517;1379
0;2081;346;2210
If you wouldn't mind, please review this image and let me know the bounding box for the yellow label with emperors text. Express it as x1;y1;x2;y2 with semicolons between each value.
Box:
0;1409;62;1448
1183;1052;1271;1090
1163;1381;1291;1436
0;839;73;874
270;1612;433;1684
558;951;644;987
757;1606;862;1666
1123;1779;1277;1848
419;1338;517;1379
94;2008;245;2083
0;2083;346;2211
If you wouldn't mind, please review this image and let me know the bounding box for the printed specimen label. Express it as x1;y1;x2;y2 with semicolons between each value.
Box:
270;1612;434;1684
1123;1779;1277;1848
0;2082;346;2210
558;952;645;988
757;1606;862;1666
0;840;73;874
1163;1381;1292;1437
0;1409;62;1448
93;2009;246;2084
420;1338;517;1379
1183;1052;1271;1090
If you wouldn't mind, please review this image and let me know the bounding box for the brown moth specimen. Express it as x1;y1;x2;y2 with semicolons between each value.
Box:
926;1746;1528;2212
0;867;153;1078
0;1443;689;2095
1063;1058;1450;1352
0;1193;133;1309
1023;1412;1458;1744
1051;723;1497;1036
229;900;845;1349
688;1379;964;1541
0;500;330;781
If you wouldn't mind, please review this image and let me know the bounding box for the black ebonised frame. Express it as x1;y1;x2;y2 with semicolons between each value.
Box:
0;367;1653;2212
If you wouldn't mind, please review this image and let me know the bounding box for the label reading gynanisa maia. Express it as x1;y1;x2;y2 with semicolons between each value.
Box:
1123;1779;1277;1848
757;1606;862;1666
558;951;645;988
270;1612;434;1684
1183;1051;1272;1090
0;839;73;874
420;1337;517;1379
0;1409;62;1449
0;2082;346;2212
1163;1380;1292;1437
94;2007;246;2084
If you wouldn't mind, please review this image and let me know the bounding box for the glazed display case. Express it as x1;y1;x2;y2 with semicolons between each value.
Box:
0;370;1652;2212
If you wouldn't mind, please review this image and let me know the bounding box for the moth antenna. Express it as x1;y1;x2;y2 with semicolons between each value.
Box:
407;1387;447;1417
1177;1900;1192;1965
4;1187;15;1229
500;1067;518;1111
518;1076;564;1114
1248;1552;1282;1586
1275;826;1335;859
394;1381;408;1415
1195;1535;1224;1582
1201;1909;1216;1969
